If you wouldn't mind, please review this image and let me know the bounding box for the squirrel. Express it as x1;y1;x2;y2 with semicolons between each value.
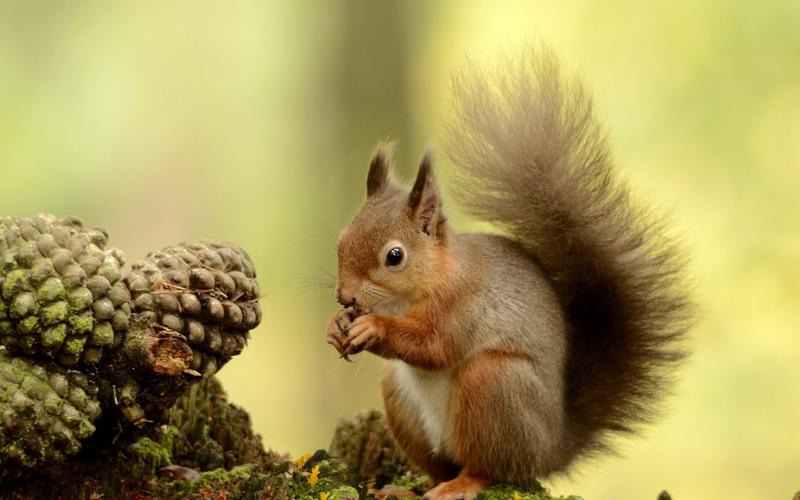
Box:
326;45;694;500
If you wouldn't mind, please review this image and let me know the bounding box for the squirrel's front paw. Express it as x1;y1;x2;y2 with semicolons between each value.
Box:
326;309;353;358
342;314;386;355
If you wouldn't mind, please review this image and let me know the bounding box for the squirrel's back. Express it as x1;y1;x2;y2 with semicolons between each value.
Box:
444;45;694;462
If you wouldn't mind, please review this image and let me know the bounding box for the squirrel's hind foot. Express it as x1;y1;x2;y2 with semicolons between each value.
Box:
423;470;489;500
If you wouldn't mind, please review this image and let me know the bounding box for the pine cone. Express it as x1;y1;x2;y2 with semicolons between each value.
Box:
126;242;261;378
0;349;101;482
0;214;263;483
0;215;129;367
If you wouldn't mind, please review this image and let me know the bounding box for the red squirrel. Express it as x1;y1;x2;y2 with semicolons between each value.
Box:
326;45;693;500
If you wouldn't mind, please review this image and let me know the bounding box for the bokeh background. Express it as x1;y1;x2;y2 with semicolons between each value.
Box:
0;1;797;498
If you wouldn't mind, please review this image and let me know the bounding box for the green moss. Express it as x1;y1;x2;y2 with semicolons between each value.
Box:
62;335;87;356
37;277;66;303
477;485;583;500
328;486;360;499
17;334;36;351
89;321;114;346
42;391;62;414
41;324;67;350
373;475;568;500
11;292;36;319
67;287;93;312
199;464;256;483
167;378;275;473
74;418;96;439
130;437;172;470
68;312;93;335
1;250;14;267
2;270;29;301
0;351;101;482
41;300;68;326
153;464;271;499
16;315;39;335
19;376;49;400
391;471;432;492
157;424;182;455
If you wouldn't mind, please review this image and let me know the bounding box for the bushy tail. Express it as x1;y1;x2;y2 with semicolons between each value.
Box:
444;45;694;462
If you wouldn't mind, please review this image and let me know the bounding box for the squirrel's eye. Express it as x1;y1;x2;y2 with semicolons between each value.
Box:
385;247;404;267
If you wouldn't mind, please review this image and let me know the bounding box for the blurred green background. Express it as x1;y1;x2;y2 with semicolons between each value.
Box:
0;1;798;498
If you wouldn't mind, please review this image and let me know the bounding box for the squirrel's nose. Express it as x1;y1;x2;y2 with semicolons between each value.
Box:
336;288;355;308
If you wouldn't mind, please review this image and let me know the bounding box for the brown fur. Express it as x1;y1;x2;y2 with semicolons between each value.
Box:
328;43;694;496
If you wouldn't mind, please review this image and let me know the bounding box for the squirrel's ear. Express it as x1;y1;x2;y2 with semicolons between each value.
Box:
408;152;443;237
367;144;392;197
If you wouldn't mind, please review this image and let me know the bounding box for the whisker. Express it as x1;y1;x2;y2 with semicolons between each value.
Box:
295;283;335;291
365;285;391;300
290;275;336;292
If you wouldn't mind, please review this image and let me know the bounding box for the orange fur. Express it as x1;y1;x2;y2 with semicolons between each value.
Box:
423;469;488;500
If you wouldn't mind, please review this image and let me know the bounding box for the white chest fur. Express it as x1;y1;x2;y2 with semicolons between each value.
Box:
390;361;454;453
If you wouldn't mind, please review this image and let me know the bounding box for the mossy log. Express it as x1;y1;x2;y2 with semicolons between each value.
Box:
0;377;356;499
0;377;586;500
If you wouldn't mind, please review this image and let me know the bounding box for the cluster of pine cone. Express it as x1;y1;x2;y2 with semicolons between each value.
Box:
0;215;262;482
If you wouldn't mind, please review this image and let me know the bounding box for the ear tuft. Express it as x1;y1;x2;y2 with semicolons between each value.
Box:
408;151;443;236
408;152;432;210
367;143;393;197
